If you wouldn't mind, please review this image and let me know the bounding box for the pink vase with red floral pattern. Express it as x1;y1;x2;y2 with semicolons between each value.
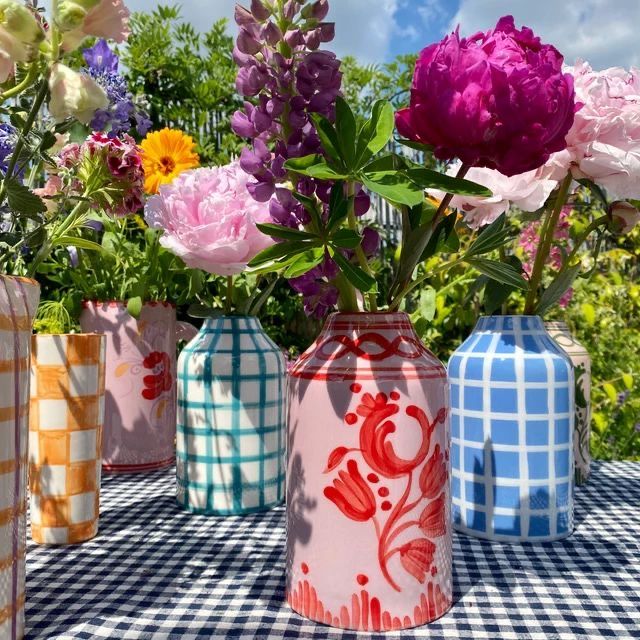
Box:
286;313;452;631
80;301;197;472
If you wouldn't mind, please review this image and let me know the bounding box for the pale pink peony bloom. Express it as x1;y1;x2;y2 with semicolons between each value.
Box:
48;63;108;124
144;162;274;276
609;201;640;233
431;162;559;228
552;60;640;199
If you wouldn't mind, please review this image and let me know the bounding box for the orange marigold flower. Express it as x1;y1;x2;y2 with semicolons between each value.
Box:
140;127;199;194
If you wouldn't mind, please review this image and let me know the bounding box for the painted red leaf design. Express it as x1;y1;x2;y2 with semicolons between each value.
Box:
419;444;447;499
418;492;446;538
325;446;349;473
399;538;436;583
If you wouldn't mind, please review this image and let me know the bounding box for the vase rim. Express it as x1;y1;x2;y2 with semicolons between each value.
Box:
0;273;39;287
32;332;105;338
81;299;176;308
478;314;542;319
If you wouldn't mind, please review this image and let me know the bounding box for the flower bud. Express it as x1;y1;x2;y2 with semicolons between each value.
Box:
237;27;261;55
318;22;334;42
304;27;320;50
283;1;299;20
261;21;282;46
312;0;329;20
284;28;302;47
234;4;255;27
48;63;109;124
250;0;271;21
54;0;88;31
0;0;44;43
608;201;640;234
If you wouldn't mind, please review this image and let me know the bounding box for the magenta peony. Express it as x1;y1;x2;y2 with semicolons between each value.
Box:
552;61;640;199
431;162;559;228
144;162;274;275
396;15;576;177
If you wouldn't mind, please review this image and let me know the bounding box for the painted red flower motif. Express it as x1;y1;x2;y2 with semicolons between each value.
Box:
141;351;172;400
419;444;447;499
324;459;377;522
418;492;446;538
399;538;436;583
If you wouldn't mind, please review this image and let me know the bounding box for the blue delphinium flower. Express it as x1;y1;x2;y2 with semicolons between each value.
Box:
0;123;17;175
82;40;152;137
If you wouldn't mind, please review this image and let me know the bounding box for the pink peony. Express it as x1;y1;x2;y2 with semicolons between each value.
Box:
431;163;559;228
144;162;274;275
552;61;640;200
396;15;577;177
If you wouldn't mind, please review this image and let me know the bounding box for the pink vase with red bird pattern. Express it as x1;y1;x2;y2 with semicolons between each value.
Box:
286;312;452;631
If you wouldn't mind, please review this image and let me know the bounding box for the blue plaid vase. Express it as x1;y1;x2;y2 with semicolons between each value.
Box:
176;316;286;515
448;316;575;542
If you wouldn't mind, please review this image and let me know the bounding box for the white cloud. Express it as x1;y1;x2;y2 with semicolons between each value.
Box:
451;0;640;70
124;0;400;63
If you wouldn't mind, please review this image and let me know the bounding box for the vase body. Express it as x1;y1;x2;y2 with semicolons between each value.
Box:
176;316;286;515
546;322;591;485
29;334;106;544
449;316;575;543
287;313;452;632
0;275;39;640
79;301;197;472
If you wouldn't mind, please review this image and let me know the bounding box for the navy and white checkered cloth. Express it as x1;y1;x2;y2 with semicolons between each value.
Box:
26;462;640;639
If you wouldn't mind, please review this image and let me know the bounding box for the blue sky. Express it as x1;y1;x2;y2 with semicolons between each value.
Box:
125;0;640;70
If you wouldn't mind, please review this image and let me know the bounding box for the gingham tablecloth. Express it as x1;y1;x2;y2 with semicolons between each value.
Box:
26;462;640;639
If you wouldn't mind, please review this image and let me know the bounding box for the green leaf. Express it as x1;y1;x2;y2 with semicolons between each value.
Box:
284;154;325;172
362;152;407;173
330;228;362;249
361;171;424;207
396;138;434;154
417;287;436;321
327;181;349;233
284;156;348;180
420;213;459;262
256;223;317;241
293;191;324;231
465;214;512;258
581;302;596;325
283;247;325;278
5;179;46;215
603;382;618;404
127;296;143;319
331;249;377;293
247;239;323;267
406;168;493;197
309;114;344;167
356;100;394;166
622;373;634;390
334;96;357;168
466;258;528;290
52;236;104;252
482;255;522;314
187;303;224;319
535;263;581;315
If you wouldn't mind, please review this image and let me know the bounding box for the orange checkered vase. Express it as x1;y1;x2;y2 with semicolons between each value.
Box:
29;334;106;546
0;275;40;640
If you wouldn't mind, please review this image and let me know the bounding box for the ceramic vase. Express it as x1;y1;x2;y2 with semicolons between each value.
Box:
449;316;575;542
79;301;197;472
176;316;286;514
286;313;452;632
546;322;592;485
29;334;106;544
0;275;39;640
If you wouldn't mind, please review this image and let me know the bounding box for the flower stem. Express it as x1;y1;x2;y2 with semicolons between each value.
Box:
334;272;359;312
225;275;234;315
523;173;573;315
1;63;39;101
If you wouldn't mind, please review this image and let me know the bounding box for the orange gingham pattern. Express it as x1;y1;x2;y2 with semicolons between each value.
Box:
0;275;39;639
29;334;106;545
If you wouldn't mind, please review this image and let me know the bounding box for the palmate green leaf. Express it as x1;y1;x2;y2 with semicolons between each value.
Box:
535;263;582;315
465;214;512;257
284;154;325;172
309;114;344;167
330;228;362;249
284;156;348;180
327;181;349;233
466;258;528;290
356;100;395;167
52;236;105;252
334;96;357;168
283;247;325;278
406;168;492;197
256;223;317;241
361;171;425;207
5;179;46;215
331;249;377;293
247;238;323;268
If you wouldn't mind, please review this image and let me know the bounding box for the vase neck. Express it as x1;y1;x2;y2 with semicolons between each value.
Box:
321;312;415;337
202;315;263;333
545;321;569;333
475;315;545;333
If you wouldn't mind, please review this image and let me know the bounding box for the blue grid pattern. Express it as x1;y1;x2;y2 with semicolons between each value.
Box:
176;316;286;515
24;462;640;639
449;316;575;542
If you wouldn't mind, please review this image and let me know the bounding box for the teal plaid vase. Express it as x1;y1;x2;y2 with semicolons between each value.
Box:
176;316;286;515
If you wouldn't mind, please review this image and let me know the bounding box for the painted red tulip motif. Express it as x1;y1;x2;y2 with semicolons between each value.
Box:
324;459;376;522
141;351;172;400
399;538;436;584
323;386;448;591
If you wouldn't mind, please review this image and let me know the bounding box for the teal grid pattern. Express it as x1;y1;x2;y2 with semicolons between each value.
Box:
176;316;286;515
